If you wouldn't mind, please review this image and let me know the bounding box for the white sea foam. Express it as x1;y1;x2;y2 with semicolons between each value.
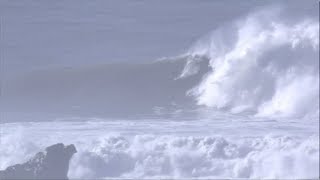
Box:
69;135;319;179
0;120;318;179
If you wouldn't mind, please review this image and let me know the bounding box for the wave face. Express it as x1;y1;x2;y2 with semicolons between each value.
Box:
183;8;319;118
1;58;209;121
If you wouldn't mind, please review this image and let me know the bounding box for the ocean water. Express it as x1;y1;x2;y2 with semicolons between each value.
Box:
0;0;319;179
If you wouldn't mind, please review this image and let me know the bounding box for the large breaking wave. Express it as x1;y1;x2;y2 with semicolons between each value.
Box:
3;7;318;121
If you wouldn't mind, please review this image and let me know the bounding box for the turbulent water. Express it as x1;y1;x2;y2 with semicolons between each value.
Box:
1;1;319;179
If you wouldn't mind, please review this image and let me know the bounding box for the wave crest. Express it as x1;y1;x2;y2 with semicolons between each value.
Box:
184;9;319;118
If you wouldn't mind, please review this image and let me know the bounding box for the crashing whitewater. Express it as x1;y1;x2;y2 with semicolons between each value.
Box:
183;8;319;118
1;7;319;179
